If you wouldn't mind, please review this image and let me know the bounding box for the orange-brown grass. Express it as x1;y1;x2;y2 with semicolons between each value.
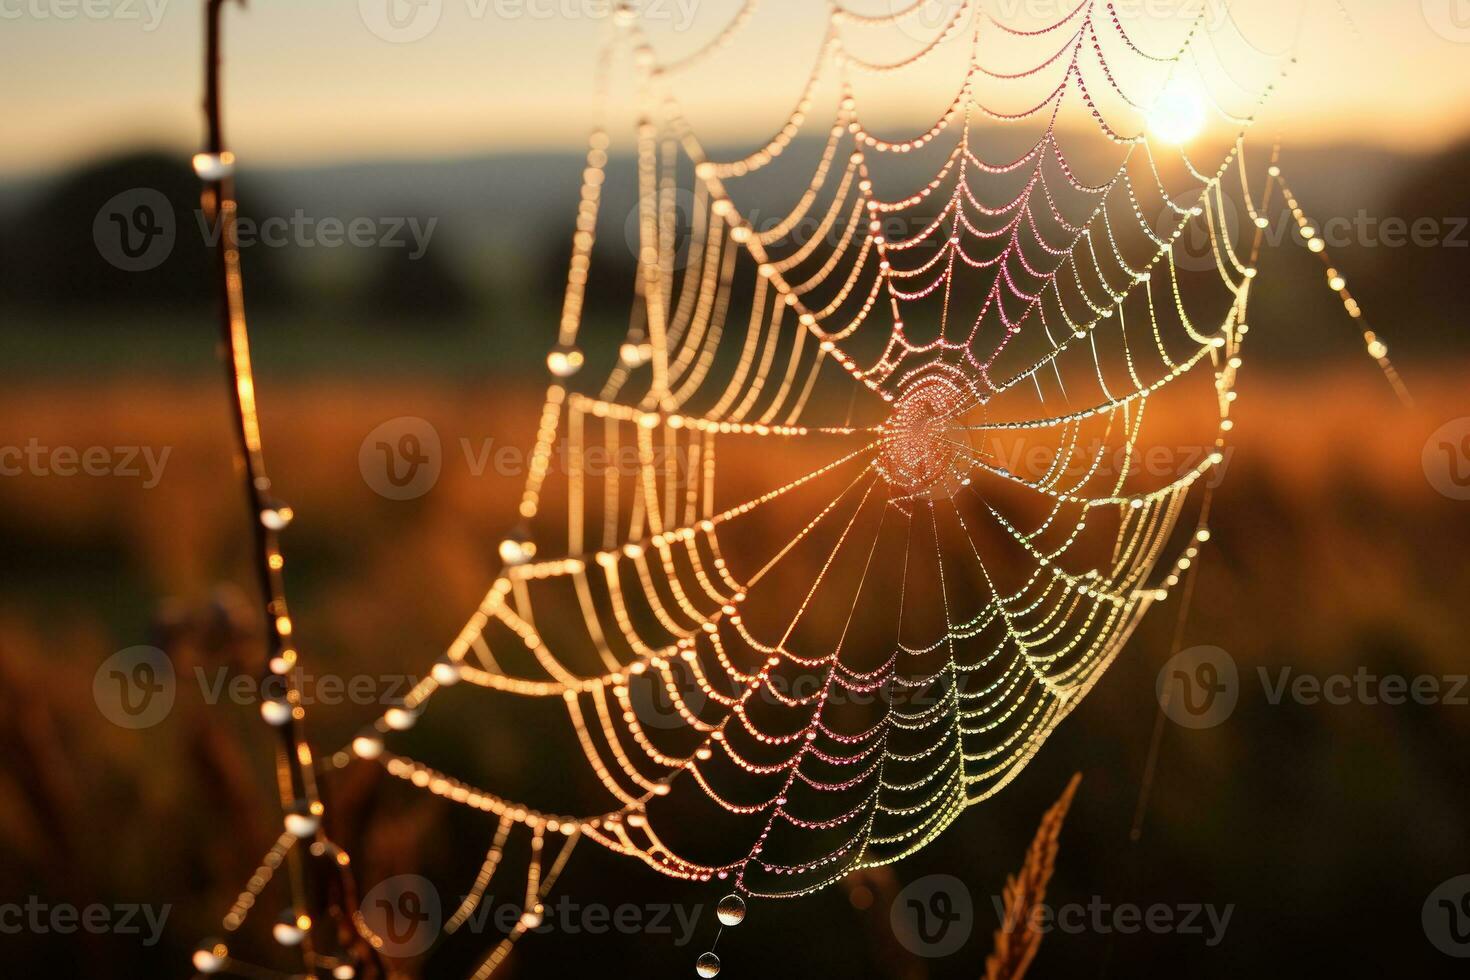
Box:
983;773;1082;980
0;364;1466;968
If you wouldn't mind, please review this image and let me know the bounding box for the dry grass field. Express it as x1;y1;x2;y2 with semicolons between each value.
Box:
1;363;1465;977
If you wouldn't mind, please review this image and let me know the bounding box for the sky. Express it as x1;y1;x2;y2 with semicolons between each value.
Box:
4;0;1470;178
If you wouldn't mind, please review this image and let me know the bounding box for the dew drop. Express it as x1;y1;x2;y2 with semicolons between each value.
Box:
192;940;227;974
351;732;384;760
716;893;745;927
546;344;584;378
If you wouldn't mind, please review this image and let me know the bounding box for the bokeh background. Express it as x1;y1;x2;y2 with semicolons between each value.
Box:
2;1;1468;977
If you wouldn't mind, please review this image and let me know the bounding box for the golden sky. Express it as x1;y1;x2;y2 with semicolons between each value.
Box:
4;0;1470;176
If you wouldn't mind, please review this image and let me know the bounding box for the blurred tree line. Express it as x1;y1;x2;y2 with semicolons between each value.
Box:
0;151;488;325
0;139;1464;366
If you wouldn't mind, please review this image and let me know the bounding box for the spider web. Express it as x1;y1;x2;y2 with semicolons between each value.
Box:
209;1;1334;975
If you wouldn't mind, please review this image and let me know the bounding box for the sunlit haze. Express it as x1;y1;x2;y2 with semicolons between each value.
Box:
5;0;1470;176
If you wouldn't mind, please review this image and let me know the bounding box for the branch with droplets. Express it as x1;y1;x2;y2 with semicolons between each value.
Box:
191;1;381;977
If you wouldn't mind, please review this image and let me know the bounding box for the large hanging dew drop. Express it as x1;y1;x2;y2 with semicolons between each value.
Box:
545;343;584;378
716;893;745;927
695;951;720;978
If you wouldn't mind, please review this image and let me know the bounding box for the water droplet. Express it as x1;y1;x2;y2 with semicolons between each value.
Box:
499;531;537;566
260;504;293;531
695;951;720;977
619;341;652;367
284;801;320;839
716;893;745;926
192;152;236;181
384;706;418;731
193;940;227;973
546;344;584;377
273;911;305;946
351;732;384;760
260;698;292;726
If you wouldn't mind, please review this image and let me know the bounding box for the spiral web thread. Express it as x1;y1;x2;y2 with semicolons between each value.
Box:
206;1;1406;976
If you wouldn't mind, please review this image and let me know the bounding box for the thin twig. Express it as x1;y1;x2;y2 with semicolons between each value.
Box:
199;2;379;975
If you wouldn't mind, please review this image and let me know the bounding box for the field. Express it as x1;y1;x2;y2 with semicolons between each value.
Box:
1;361;1466;977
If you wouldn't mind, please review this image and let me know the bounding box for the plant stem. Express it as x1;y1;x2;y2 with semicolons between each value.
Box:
200;2;380;975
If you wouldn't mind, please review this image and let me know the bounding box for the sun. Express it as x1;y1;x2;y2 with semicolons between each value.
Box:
1148;77;1207;145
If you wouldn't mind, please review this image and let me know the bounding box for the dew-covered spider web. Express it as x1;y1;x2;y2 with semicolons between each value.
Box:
203;1;1407;977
